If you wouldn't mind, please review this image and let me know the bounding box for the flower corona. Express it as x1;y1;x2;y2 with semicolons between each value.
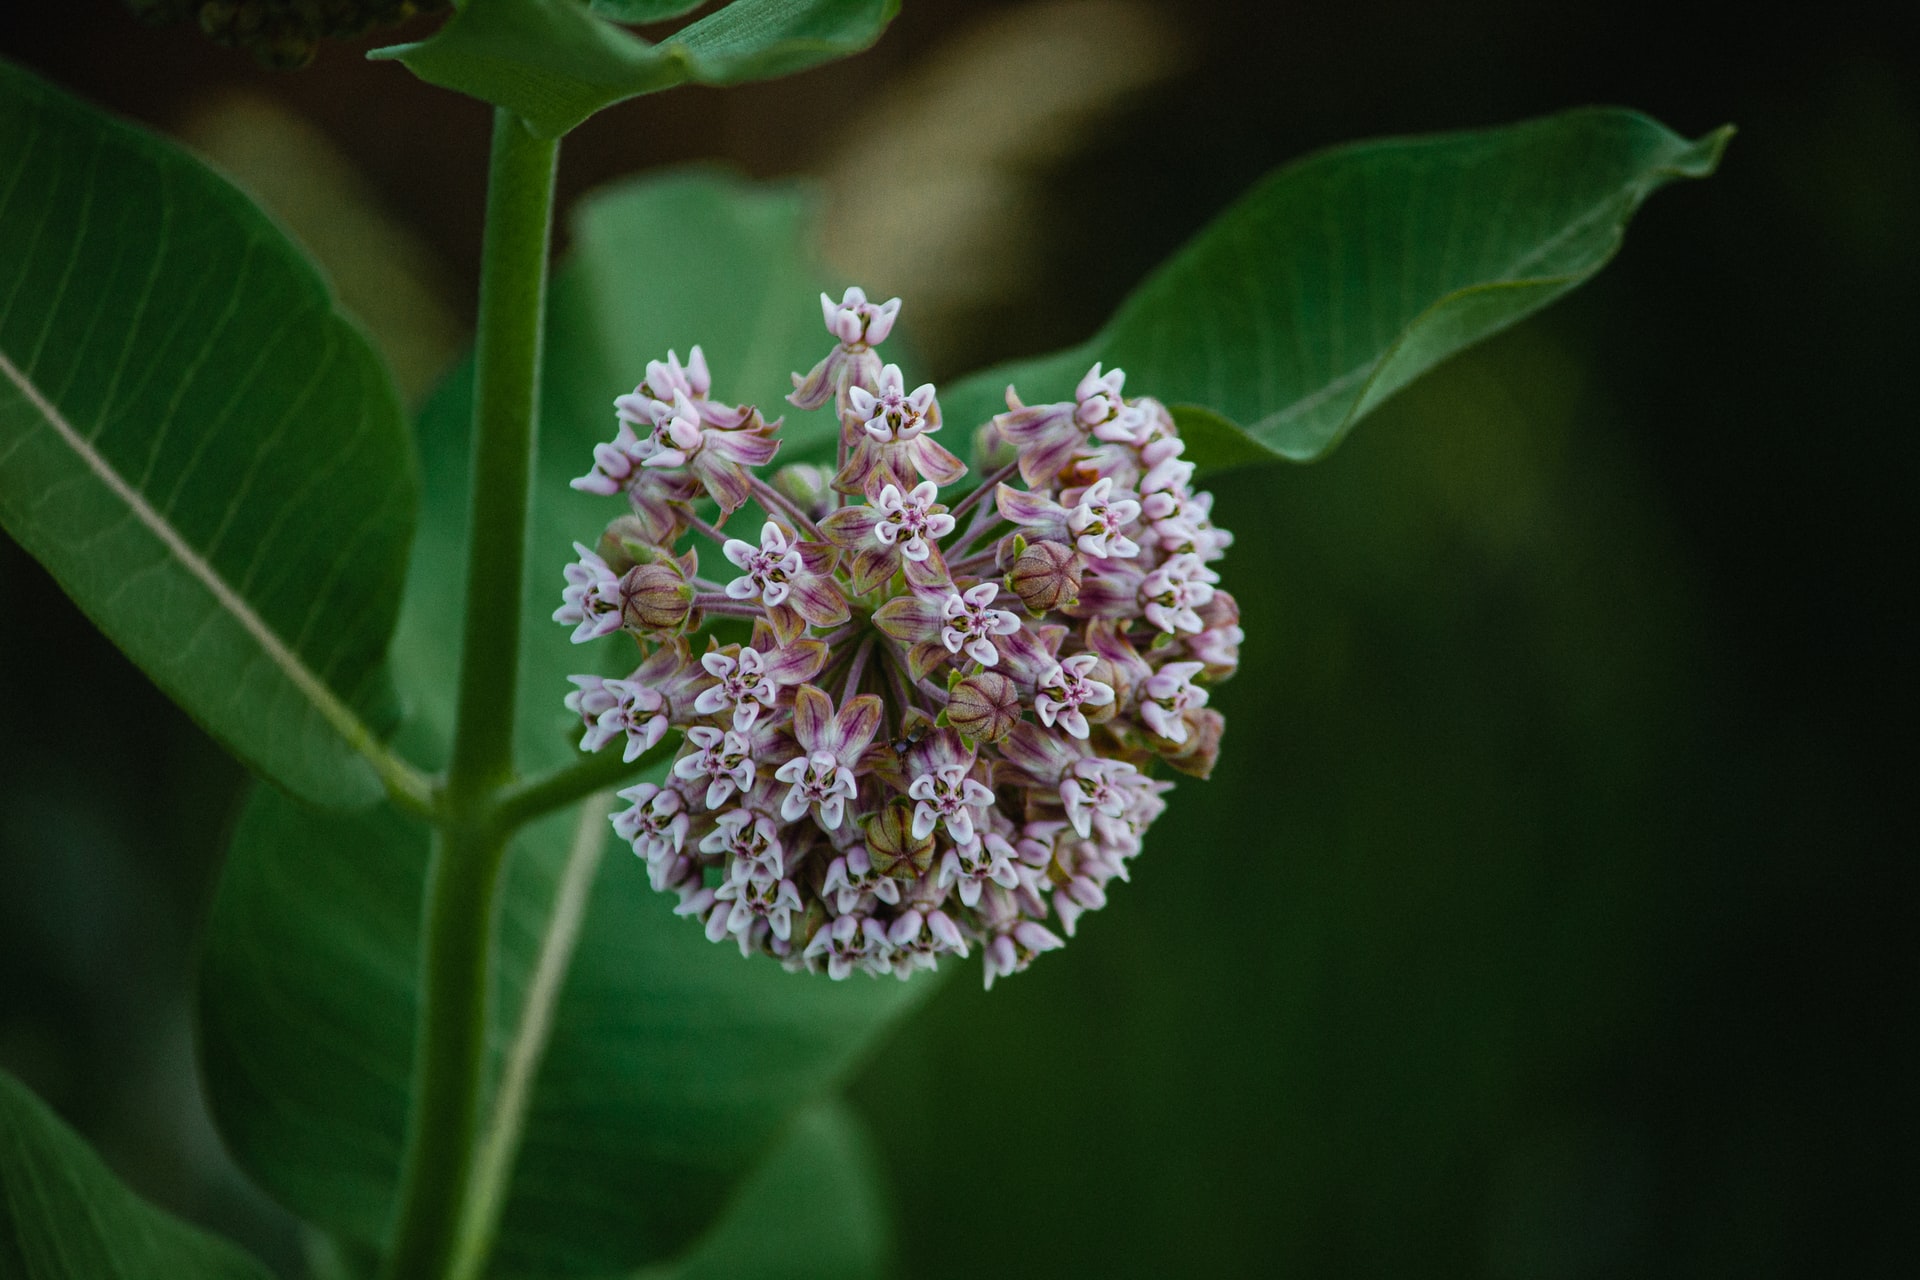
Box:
557;288;1242;986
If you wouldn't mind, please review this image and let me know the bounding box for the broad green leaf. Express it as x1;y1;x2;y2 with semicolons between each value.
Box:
0;1070;273;1279
198;172;930;1277
633;1098;891;1280
0;61;417;808
939;107;1731;470
372;0;900;139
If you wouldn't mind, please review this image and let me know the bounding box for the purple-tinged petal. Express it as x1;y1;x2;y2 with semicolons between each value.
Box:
791;684;833;754
872;592;945;643
693;453;756;515
760;639;827;686
795;540;838;577
833;694;885;763
995;483;1068;532
906;435;968;486
762;602;807;647
907;640;949;682
999;721;1080;782
704;427;780;467
819;504;882;549
846;545;898;597
787;574;850;628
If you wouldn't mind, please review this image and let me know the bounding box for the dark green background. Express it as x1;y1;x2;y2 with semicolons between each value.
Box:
1;1;1911;1276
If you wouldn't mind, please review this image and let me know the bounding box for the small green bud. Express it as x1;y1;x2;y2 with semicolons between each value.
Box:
1007;539;1085;614
619;562;695;634
945;671;1021;743
863;800;935;880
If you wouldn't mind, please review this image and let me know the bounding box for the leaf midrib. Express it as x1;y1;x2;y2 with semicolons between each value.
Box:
0;347;386;775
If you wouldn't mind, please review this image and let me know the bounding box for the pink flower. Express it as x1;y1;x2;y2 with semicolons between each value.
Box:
612;782;689;868
1032;653;1115;740
699;808;788;882
691;639;826;731
822;286;900;348
871;481;955;562
553;543;623;643
673;725;759;809
773;685;883;830
1062;476;1142;560
723;520;804;606
1139;660;1209;743
936;832;1021;907
803;912;893;981
565;674;667;760
940;582;1023;666
788;287;900;411
1139;552;1219;634
821;846;904;914
835;364;966;495
848;364;936;443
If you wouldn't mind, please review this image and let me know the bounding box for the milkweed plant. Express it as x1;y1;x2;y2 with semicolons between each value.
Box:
0;2;1729;1277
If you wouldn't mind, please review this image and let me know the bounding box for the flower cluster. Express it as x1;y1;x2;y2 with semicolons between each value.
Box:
557;287;1241;986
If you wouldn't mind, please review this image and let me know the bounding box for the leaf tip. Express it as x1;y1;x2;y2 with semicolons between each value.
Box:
1676;123;1737;178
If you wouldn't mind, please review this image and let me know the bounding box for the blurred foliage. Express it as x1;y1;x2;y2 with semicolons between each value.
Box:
0;1069;274;1277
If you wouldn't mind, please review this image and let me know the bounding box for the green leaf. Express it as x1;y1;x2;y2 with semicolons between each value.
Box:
939;107;1731;470
199;785;923;1275
633;1098;891;1280
198;172;930;1277
0;60;418;808
373;0;900;139
0;1070;273;1279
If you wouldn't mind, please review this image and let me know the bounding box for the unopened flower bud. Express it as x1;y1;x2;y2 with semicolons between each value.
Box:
863;800;936;880
1198;588;1239;632
597;514;657;574
945;672;1021;743
1007;540;1085;614
771;463;834;520
619;562;695;633
1161;707;1225;779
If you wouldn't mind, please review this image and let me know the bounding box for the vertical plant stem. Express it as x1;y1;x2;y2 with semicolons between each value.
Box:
382;108;558;1280
449;796;614;1280
384;823;510;1280
447;110;559;797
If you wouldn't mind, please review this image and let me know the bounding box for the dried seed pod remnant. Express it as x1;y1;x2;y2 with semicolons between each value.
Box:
556;289;1242;986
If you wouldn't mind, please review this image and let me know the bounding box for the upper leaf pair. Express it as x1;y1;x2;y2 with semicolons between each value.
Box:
373;0;902;138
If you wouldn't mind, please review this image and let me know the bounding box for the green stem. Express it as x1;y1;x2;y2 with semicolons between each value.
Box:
382;822;510;1280
448;110;559;798
381;109;558;1280
449;795;615;1280
494;740;672;833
